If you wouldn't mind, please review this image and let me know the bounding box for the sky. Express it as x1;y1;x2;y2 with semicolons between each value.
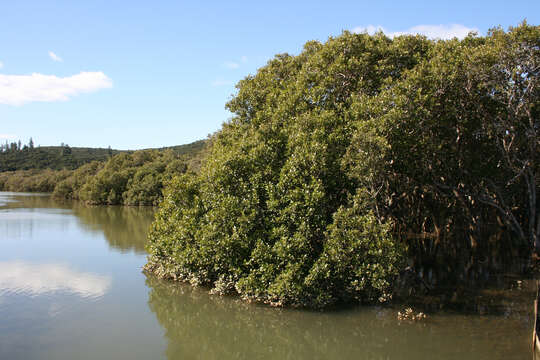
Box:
0;0;538;150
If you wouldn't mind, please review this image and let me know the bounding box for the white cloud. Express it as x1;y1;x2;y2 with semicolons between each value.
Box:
240;56;248;63
48;51;63;62
0;61;3;69
0;261;111;298
352;24;478;40
0;71;113;106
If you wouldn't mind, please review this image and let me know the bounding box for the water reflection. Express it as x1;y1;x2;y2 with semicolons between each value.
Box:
0;191;536;359
73;205;154;254
0;261;111;299
145;275;534;360
0;192;154;254
0;192;162;360
0;192;70;210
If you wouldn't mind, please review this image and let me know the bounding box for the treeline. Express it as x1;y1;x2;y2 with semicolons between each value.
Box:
1;137;35;152
0;151;188;205
0;141;207;205
0;139;207;172
53;150;189;205
145;23;539;308
0;139;122;171
0;169;72;193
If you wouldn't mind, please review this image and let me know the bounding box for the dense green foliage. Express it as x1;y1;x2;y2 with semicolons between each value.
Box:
347;24;539;261
53;150;190;205
0;169;72;193
0;140;207;205
146;30;426;307
146;23;539;308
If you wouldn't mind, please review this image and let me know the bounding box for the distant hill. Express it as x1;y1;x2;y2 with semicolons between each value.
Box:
157;139;207;157
0;146;122;171
158;140;208;173
0;140;207;172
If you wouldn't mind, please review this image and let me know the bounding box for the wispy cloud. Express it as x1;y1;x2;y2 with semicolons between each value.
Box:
352;24;478;40
223;56;248;70
0;134;17;141
212;78;234;87
0;71;113;106
0;61;3;69
224;61;240;69
48;51;63;62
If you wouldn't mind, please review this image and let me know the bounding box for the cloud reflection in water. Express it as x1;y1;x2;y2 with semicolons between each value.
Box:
0;261;111;299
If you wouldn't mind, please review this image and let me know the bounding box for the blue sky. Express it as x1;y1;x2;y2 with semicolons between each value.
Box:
0;0;538;149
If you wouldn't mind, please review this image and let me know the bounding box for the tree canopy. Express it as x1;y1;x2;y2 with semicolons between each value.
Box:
146;23;538;308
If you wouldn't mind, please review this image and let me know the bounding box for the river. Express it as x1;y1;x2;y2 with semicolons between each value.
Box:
0;192;534;359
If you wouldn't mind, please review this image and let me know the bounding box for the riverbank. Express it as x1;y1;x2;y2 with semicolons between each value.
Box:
0;140;207;205
0;145;205;205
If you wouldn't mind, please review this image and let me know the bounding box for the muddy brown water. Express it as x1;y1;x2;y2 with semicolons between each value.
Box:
0;192;535;359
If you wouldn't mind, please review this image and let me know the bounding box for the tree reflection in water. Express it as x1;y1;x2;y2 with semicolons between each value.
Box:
0;192;535;358
0;193;154;254
73;204;154;254
145;275;534;360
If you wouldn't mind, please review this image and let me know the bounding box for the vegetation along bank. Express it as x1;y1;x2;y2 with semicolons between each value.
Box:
0;140;206;205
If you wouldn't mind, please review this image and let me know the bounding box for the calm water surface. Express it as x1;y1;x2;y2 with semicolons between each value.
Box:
0;192;534;359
